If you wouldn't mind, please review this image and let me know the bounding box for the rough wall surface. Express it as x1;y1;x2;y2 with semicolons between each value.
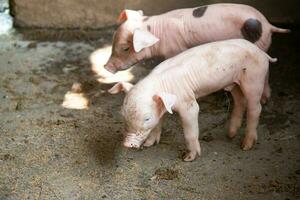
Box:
0;0;8;12
10;0;298;29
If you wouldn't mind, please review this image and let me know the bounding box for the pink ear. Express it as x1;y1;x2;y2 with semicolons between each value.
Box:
153;95;164;115
117;10;128;24
153;93;176;115
117;9;144;24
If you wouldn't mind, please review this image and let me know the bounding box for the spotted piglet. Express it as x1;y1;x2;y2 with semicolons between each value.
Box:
104;3;288;73
109;39;277;161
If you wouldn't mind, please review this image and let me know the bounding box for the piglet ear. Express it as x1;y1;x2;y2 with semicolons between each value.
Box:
117;9;144;24
108;82;133;94
153;92;177;114
133;29;159;52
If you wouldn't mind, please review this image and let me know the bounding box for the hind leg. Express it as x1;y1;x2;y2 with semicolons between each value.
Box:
240;82;264;150
261;72;271;104
258;33;272;104
228;86;246;139
242;98;262;150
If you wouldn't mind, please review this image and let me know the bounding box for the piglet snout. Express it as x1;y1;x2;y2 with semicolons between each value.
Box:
123;133;144;148
123;140;142;149
104;63;117;74
123;141;137;148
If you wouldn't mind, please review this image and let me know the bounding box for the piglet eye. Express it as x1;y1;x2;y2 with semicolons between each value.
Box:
122;47;130;52
144;117;151;122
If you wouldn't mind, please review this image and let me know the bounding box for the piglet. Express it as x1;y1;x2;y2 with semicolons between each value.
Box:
104;3;288;73
109;39;277;161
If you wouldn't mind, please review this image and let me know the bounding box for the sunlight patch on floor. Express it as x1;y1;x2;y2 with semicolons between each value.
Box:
62;83;89;109
89;45;134;84
62;91;89;109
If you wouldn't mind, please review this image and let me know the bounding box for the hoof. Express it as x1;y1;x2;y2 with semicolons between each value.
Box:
143;133;160;147
241;136;257;150
228;130;238;139
260;96;268;105
143;138;156;147
183;152;197;162
183;149;201;162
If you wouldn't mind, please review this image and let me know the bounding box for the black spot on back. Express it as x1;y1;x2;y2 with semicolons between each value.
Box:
192;6;207;18
147;25;151;31
241;18;262;43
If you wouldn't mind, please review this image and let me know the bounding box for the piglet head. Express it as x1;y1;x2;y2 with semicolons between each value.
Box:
104;10;159;74
108;82;176;148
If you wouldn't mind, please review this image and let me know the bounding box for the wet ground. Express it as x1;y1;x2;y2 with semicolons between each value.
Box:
0;27;299;200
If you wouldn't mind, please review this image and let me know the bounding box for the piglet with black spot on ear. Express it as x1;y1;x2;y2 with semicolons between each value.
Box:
103;3;289;74
109;39;277;162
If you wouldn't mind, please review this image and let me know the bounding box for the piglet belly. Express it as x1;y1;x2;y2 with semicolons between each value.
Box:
193;64;239;98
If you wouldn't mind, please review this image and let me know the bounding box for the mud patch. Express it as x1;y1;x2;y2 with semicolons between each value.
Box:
153;167;179;180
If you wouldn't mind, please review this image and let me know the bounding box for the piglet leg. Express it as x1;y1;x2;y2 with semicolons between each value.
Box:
143;121;162;147
179;100;201;162
242;100;262;150
261;72;271;104
229;86;246;138
240;80;264;150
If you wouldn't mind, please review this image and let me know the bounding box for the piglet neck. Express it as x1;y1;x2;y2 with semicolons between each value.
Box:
141;16;165;59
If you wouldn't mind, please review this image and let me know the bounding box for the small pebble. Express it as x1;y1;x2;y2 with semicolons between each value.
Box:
27;42;37;48
71;82;83;93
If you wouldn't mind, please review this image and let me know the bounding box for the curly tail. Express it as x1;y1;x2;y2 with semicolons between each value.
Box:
271;25;291;33
263;52;277;63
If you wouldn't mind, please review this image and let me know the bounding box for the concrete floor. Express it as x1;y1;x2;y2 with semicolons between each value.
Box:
0;28;299;200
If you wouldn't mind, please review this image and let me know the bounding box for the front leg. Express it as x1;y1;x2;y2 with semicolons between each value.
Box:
143;120;162;147
178;100;201;162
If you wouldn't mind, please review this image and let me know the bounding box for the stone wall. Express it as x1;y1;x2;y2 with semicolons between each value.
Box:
0;0;8;12
0;0;12;34
10;0;298;29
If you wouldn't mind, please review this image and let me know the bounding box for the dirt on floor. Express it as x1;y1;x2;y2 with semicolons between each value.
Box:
0;27;299;200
